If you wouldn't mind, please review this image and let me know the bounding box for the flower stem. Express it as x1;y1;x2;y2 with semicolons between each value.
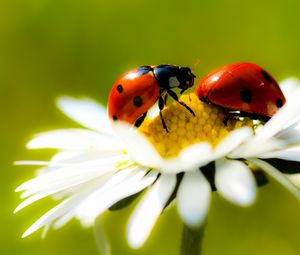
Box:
180;224;206;255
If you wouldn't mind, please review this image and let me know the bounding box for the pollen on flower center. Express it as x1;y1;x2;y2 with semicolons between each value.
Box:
138;93;255;158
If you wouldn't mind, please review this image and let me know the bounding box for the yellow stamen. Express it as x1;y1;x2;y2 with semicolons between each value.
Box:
138;93;255;158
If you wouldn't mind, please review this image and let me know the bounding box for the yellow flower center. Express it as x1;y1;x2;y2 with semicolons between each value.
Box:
138;93;255;158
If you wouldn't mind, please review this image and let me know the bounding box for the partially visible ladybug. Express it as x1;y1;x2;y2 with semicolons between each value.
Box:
196;62;286;122
108;65;196;132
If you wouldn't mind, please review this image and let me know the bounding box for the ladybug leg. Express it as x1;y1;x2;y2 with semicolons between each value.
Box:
224;111;270;125
134;112;148;128
223;114;231;126
178;101;195;116
164;93;168;105
167;89;195;116
158;96;169;132
223;111;241;126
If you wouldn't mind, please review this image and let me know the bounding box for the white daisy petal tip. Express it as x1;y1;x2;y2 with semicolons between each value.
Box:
21;231;30;239
22;225;38;238
127;174;176;249
56;96;112;133
26;136;39;149
177;171;211;228
249;159;300;201
216;159;257;207
15;184;24;193
13;205;23;214
254;86;300;141
280;77;300;99
287;174;300;189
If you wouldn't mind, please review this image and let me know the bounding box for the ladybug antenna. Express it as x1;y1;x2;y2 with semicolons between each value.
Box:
193;58;201;70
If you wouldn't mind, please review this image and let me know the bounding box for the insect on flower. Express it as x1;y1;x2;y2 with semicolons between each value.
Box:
14;60;300;251
108;65;196;132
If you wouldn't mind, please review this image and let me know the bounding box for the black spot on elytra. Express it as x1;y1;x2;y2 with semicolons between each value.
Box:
276;98;283;108
112;115;118;121
137;66;153;75
133;96;143;107
116;84;123;93
261;70;273;84
240;87;252;103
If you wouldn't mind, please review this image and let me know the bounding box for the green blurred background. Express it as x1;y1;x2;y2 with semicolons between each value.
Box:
2;0;300;254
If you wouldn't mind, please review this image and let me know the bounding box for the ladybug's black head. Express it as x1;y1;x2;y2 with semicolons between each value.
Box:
153;65;196;93
177;67;196;93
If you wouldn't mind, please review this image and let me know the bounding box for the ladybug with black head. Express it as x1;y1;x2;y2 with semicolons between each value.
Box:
196;62;286;123
108;65;196;132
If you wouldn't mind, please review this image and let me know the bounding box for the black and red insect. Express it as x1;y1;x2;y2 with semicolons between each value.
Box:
196;62;286;121
108;65;196;132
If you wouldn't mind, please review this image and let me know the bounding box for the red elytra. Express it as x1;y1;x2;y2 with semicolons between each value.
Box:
108;66;159;124
108;65;195;130
195;62;286;118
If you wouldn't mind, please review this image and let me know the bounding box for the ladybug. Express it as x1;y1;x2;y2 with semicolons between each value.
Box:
108;65;196;132
195;62;286;122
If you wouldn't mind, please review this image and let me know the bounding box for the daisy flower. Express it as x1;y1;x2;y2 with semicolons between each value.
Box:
15;78;300;250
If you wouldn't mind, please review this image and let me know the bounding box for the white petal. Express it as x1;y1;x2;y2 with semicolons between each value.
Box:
154;157;186;174
177;170;211;228
114;123;214;174
114;122;163;167
215;159;256;206
75;168;157;224
259;147;300;161
127;174;176;249
27;129;123;151
156;143;211;174
17;151;87;176
51;150;81;163
53;212;73;229
230;138;283;158
16;168;118;213
214;127;253;158
41;224;50;239
276;123;300;145
16;153;129;170
21;173;113;237
178;143;213;170
14;171;113;213
280;77;300;100
50;150;124;164
15;160;55;166
254;88;300;141
15;160;121;195
248;158;300;200
156;153;211;175
287;174;300;188
22;196;81;237
94;223;111;255
57;96;112;134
